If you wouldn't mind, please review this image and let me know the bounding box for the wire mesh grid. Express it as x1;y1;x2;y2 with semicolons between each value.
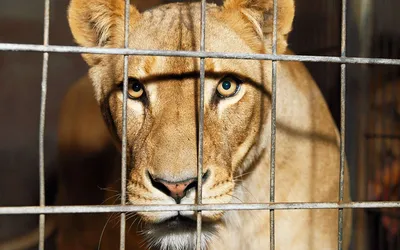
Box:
1;0;400;250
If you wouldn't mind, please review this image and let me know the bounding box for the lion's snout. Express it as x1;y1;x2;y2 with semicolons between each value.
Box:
128;168;233;224
148;170;210;203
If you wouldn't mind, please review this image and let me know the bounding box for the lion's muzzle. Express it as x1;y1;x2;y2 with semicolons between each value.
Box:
148;170;210;204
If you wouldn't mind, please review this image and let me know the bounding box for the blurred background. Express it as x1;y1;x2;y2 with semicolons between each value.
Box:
0;0;399;249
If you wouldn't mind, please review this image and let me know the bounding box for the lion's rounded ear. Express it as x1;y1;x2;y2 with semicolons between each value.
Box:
223;0;294;53
68;0;140;66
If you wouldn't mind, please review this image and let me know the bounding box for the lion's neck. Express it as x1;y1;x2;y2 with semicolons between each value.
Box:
236;152;271;203
209;153;271;250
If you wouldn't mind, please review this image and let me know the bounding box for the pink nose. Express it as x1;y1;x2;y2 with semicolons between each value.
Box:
149;175;198;203
148;171;210;203
157;179;196;200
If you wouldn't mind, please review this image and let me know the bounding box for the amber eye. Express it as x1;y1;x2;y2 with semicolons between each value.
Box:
216;76;241;98
127;79;144;99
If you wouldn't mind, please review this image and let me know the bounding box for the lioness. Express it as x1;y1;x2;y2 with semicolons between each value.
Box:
55;0;353;249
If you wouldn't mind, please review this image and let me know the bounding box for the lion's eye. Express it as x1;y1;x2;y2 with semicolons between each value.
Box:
216;76;241;98
127;79;144;99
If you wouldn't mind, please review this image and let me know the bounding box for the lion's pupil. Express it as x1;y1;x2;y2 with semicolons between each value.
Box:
133;83;142;92
222;81;231;90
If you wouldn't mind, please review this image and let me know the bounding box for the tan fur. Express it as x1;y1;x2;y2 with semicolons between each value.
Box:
55;0;353;249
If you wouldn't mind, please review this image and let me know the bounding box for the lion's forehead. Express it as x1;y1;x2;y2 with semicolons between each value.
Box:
110;3;267;115
129;3;255;54
109;3;268;87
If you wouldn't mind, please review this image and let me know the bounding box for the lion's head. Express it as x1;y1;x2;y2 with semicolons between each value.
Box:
67;0;294;248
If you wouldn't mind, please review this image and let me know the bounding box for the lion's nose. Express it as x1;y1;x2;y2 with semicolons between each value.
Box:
148;171;209;203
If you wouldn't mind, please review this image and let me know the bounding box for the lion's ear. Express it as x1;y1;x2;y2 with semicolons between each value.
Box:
68;0;140;66
223;0;294;53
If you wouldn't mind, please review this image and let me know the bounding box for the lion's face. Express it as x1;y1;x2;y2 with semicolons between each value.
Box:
68;0;294;248
101;4;267;241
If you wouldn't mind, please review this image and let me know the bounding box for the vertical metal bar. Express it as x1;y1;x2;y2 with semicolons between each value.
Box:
338;0;347;249
120;0;130;249
352;0;373;248
196;0;206;249
270;0;278;249
38;0;50;249
338;64;346;250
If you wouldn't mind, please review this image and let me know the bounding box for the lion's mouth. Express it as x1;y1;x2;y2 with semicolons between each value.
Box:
159;214;197;230
142;213;218;250
145;213;217;234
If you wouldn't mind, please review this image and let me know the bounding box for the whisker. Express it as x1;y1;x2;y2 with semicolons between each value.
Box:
232;188;263;223
127;214;139;233
110;213;123;229
98;186;120;193
233;170;254;181
227;194;245;203
139;239;148;249
126;212;142;232
239;185;259;202
232;180;259;203
138;217;146;231
97;213;114;250
126;212;136;222
103;194;126;229
101;193;121;205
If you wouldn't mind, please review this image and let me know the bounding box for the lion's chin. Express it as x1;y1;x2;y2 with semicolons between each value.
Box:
141;215;218;250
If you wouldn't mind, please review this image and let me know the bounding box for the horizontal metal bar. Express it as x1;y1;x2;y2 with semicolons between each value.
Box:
1;201;400;215
1;43;400;65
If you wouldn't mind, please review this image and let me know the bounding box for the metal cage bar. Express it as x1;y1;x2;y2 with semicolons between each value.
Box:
338;0;347;249
196;0;206;250
270;0;278;249
119;0;131;249
196;0;207;249
1;43;400;65
2;201;400;215
38;0;50;249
